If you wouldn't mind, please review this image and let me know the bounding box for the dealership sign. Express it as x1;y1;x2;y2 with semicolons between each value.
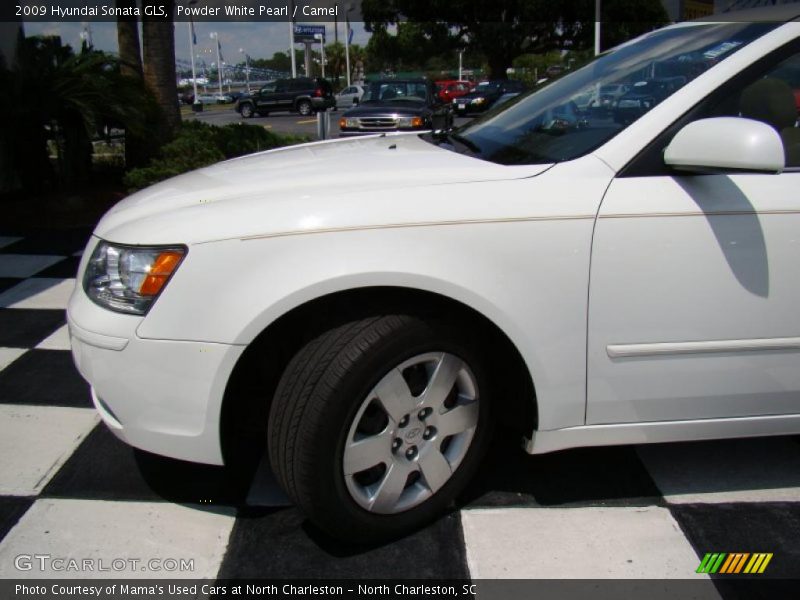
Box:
294;24;326;43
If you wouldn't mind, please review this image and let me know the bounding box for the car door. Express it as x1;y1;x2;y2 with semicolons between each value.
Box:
341;86;356;105
256;82;278;110
275;79;295;110
587;45;800;425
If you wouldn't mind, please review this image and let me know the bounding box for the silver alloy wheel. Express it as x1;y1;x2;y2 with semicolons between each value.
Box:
297;100;312;116
343;352;479;514
240;103;253;118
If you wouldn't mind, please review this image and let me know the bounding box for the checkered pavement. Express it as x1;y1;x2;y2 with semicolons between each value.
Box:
0;228;798;591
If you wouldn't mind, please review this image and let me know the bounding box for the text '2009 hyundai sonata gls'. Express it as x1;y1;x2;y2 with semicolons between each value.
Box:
69;13;800;542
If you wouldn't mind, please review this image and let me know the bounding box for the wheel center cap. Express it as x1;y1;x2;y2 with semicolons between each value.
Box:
405;427;422;442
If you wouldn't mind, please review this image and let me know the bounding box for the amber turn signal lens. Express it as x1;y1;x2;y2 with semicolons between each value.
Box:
411;117;423;127
139;251;184;296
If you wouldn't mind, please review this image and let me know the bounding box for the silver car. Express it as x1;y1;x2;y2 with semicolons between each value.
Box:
335;84;365;109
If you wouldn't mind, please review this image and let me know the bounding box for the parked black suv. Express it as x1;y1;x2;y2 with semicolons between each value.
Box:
236;77;334;118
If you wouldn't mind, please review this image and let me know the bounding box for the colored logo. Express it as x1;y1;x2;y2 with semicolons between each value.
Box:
696;552;773;575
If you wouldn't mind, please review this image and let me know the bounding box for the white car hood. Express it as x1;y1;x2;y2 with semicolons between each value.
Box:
96;133;551;244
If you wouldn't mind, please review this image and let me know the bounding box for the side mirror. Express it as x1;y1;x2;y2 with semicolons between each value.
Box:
664;117;785;174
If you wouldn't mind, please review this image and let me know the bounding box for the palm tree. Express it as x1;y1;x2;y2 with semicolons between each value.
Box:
115;0;151;168
349;44;367;83
8;36;151;190
142;0;180;138
0;19;24;192
116;0;143;79
325;41;345;86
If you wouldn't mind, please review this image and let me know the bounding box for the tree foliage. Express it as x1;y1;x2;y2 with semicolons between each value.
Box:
5;36;153;191
123;121;308;190
362;0;667;79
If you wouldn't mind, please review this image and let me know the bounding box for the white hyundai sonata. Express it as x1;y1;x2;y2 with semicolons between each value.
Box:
69;12;800;541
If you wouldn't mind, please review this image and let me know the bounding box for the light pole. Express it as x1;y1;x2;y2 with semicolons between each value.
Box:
188;21;201;110
289;1;297;78
210;32;223;96
79;24;93;47
344;3;353;86
240;48;250;93
316;33;326;78
595;0;602;56
458;50;463;81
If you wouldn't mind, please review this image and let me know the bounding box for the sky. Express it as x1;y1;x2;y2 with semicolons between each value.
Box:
24;20;373;65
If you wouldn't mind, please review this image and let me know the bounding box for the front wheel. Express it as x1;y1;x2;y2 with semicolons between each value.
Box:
239;103;254;118
268;315;492;543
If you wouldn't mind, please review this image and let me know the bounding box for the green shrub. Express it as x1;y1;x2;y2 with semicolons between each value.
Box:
123;121;308;191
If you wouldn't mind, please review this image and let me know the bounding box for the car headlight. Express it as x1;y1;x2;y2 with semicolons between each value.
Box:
340;117;359;128
617;99;640;108
471;97;485;104
397;116;424;129
83;242;186;315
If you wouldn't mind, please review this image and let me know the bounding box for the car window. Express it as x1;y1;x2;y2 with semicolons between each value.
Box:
692;50;800;168
475;82;501;92
449;22;776;165
362;82;428;104
261;83;277;94
274;80;290;93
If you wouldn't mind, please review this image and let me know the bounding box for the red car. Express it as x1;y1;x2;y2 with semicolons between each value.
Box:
435;80;473;103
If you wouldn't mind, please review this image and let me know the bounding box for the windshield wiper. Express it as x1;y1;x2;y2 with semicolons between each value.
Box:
424;130;482;156
448;132;482;155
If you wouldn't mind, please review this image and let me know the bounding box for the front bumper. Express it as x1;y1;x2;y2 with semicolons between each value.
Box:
68;264;244;465
339;127;428;137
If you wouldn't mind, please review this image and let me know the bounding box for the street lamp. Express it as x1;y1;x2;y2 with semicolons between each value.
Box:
240;47;250;93
210;32;223;97
344;2;354;86
595;0;602;56
289;0;297;78
314;33;326;78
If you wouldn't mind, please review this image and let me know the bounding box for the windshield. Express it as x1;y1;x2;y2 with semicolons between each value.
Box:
361;82;428;104
443;22;776;165
475;82;501;93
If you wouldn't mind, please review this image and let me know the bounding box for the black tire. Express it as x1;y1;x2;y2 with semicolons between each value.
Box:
239;103;254;118
296;99;312;116
268;314;493;543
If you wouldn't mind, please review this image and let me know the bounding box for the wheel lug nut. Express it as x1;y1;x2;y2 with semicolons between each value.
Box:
418;407;432;420
392;438;402;451
423;426;436;440
398;415;409;428
405;446;418;460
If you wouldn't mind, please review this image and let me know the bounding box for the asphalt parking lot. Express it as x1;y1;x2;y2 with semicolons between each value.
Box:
0;230;798;594
183;104;474;138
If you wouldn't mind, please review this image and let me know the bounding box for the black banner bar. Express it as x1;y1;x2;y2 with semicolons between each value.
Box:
4;579;800;600
3;1;364;23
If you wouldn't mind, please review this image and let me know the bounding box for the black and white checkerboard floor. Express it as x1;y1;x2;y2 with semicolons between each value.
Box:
0;228;798;590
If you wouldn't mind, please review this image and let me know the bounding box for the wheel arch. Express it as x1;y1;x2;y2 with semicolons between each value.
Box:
219;285;537;468
293;96;313;110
